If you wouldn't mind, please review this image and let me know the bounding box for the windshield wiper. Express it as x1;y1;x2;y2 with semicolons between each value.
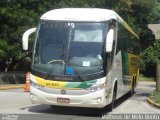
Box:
43;45;65;80
70;66;84;82
67;56;84;82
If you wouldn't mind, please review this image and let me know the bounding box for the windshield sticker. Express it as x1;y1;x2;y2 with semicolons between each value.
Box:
66;66;74;75
83;61;90;66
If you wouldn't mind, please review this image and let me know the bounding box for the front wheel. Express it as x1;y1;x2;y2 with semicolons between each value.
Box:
108;87;116;111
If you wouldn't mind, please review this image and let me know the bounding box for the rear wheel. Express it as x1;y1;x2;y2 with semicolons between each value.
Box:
130;78;135;97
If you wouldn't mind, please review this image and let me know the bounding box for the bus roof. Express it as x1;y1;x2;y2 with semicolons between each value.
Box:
40;8;139;39
40;8;118;21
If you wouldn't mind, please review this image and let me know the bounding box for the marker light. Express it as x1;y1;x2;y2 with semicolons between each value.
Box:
30;80;44;89
97;98;102;103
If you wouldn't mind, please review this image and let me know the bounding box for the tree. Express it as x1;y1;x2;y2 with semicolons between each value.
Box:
0;0;38;71
140;40;160;77
0;0;159;72
156;59;160;91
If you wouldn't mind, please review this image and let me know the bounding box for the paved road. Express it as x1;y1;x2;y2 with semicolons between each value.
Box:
112;82;160;114
0;82;159;120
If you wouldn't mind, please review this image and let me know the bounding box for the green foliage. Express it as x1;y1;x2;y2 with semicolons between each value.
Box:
140;74;155;82
54;0;105;8
140;40;160;77
0;0;159;71
0;40;8;59
149;3;160;24
0;0;39;71
150;90;160;104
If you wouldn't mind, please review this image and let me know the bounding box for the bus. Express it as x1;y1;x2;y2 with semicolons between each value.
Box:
22;8;140;111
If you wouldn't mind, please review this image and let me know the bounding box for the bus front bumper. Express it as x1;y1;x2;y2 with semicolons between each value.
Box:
30;87;111;108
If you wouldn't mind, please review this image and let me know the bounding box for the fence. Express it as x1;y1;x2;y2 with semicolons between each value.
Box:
0;72;26;84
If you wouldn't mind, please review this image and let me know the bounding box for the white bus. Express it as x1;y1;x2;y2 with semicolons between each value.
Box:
22;8;140;111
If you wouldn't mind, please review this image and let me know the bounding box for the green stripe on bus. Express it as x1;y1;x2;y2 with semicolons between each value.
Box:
64;80;97;89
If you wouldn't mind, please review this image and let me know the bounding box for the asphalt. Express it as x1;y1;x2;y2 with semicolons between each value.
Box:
0;81;159;109
137;81;160;109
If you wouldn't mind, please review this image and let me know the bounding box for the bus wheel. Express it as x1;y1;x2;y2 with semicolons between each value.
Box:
129;79;135;97
108;86;116;111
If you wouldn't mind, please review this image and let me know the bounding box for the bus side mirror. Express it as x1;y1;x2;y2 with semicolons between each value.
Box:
106;29;114;52
22;28;37;50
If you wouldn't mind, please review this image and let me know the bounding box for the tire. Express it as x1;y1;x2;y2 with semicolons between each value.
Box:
108;86;116;111
129;79;135;97
134;77;137;88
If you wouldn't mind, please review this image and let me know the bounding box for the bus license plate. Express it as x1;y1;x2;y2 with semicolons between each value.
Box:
57;97;70;104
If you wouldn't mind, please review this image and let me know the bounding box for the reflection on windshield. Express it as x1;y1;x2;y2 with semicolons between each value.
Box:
34;22;69;64
32;22;107;79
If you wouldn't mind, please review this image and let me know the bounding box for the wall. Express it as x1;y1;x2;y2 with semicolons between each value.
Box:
148;24;160;40
0;72;26;84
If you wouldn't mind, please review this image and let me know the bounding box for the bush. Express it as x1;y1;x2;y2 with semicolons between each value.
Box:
140;39;160;77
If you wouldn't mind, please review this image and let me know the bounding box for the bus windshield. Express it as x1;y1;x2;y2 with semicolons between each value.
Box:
32;21;108;81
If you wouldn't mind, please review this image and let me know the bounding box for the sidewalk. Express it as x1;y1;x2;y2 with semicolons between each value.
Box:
0;84;25;90
138;81;160;109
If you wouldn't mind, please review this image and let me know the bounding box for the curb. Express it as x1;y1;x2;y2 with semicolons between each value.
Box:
147;97;160;109
0;85;25;90
139;80;155;82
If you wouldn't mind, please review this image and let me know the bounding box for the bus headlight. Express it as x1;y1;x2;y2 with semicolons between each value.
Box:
87;83;106;92
30;80;44;89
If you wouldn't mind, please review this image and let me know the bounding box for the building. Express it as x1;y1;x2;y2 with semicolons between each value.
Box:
148;24;160;40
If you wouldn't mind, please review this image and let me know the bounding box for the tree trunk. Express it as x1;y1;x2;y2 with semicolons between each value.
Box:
156;60;160;91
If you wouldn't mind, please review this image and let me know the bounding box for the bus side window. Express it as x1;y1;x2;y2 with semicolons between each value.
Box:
117;22;140;55
117;23;129;54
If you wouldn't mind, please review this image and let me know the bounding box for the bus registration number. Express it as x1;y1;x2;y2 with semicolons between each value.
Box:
57;97;70;104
